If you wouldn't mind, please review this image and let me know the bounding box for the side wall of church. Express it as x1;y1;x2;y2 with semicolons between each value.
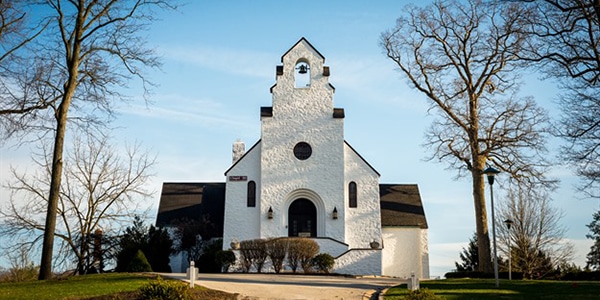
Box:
381;227;430;279
343;143;382;248
222;143;262;248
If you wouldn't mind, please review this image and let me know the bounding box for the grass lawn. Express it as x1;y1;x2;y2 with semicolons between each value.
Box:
0;273;237;300
384;279;600;300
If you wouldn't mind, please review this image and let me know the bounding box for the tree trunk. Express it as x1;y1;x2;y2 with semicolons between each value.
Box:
38;116;66;279
38;57;80;280
38;96;72;279
472;157;492;273
37;5;84;279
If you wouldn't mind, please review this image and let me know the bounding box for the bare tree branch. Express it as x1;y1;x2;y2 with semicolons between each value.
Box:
381;0;555;273
0;130;156;275
497;183;573;279
515;0;600;197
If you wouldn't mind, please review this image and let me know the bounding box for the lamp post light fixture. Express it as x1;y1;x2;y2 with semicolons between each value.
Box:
483;166;500;288
504;219;514;280
332;206;338;220
268;206;273;219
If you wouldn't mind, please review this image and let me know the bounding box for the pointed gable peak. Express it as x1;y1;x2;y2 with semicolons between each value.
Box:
281;37;325;62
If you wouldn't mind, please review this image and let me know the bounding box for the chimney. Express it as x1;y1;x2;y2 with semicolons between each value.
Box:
232;139;245;163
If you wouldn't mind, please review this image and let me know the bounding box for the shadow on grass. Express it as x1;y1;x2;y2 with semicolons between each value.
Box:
384;279;600;300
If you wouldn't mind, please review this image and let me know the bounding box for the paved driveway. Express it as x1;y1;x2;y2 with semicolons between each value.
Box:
161;273;404;300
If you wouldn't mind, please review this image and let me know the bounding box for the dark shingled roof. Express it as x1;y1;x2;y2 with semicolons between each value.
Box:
380;184;428;229
156;183;427;232
155;182;226;237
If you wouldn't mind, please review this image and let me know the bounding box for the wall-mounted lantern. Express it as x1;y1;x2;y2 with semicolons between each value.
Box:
268;206;273;219
332;206;338;220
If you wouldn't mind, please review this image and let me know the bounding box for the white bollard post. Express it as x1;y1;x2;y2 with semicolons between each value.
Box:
408;271;419;291
189;261;195;288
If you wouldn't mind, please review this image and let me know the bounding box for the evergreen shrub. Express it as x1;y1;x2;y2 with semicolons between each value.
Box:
215;250;236;273
406;288;442;300
127;250;152;272
138;276;191;300
312;253;335;274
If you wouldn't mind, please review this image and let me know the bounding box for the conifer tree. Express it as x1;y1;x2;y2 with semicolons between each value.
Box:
586;211;600;271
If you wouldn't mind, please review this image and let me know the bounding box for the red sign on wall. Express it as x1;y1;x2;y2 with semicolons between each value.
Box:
229;176;247;181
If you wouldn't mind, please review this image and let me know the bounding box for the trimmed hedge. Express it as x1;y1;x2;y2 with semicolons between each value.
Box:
444;271;524;280
239;237;321;273
561;271;600;281
444;271;600;281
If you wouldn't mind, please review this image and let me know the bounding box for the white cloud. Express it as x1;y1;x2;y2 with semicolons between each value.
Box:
329;54;429;111
116;93;254;130
160;44;275;79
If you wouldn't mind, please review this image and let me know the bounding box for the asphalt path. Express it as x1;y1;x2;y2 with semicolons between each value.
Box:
160;273;405;300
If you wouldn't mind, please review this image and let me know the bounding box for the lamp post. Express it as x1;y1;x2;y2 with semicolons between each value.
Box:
483;166;500;288
504;219;514;280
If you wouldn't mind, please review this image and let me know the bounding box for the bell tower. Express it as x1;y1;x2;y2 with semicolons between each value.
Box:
258;38;346;240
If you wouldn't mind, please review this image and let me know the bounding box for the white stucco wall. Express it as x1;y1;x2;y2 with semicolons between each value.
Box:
314;238;350;257
382;227;430;279
343;143;381;249
334;249;382;276
222;143;262;249
217;39;429;277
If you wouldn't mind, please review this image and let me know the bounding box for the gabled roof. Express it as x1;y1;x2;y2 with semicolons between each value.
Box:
155;182;226;238
155;183;427;230
281;37;325;62
224;139;261;175
380;184;428;229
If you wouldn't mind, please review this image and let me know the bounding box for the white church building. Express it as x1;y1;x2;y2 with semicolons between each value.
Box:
156;38;429;278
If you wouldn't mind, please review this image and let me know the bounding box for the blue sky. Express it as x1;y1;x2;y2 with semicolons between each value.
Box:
1;0;599;277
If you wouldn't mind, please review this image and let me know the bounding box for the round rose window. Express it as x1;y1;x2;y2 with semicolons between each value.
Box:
293;142;312;160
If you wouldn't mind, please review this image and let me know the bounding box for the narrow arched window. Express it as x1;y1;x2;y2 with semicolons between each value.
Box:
247;181;256;207
349;181;357;208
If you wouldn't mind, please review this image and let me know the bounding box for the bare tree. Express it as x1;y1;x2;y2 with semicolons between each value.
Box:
381;0;555;273
0;1;47;64
0;131;155;275
497;184;573;279
517;0;600;198
0;0;175;279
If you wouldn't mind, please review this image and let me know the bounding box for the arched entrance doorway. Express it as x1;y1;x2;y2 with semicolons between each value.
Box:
288;198;317;237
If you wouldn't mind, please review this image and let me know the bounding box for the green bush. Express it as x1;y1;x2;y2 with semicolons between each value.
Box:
197;238;223;273
215;250;236;273
444;271;490;279
312;253;335;274
138;276;191;300
127;250;153;272
562;271;600;280
405;288;442;300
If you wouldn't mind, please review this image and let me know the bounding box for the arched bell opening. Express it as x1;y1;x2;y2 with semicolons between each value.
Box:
295;60;310;88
